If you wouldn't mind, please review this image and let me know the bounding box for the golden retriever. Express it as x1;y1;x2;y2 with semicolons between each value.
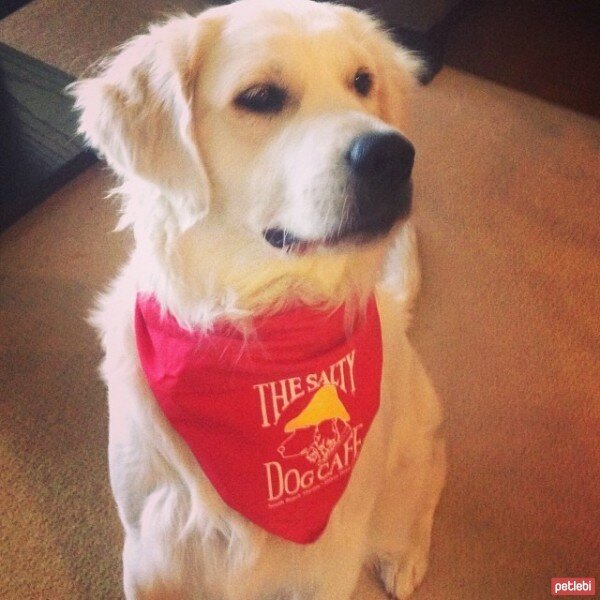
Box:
72;0;445;598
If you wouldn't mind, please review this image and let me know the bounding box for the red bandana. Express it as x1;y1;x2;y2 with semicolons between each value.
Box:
135;294;383;544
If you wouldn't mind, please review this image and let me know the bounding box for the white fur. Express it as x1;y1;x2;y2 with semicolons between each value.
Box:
73;1;445;598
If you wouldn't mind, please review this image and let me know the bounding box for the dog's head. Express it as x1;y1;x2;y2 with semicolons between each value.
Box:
72;0;421;312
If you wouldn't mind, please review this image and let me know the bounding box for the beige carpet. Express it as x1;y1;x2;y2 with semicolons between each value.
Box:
1;1;599;598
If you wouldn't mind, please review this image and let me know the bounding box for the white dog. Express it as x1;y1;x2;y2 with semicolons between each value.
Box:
72;1;445;598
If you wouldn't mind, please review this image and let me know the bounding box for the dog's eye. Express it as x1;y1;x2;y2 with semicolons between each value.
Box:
353;70;372;97
234;84;287;114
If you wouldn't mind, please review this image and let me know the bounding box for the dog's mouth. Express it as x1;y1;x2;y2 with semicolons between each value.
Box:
263;185;412;255
263;228;321;255
262;225;388;255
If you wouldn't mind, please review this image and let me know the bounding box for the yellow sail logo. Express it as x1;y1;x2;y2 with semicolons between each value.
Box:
284;384;350;432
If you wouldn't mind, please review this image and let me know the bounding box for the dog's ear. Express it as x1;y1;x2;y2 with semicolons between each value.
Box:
71;13;221;230
335;7;423;132
373;38;424;132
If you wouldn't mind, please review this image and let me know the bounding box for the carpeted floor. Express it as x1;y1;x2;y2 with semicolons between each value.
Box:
1;1;599;599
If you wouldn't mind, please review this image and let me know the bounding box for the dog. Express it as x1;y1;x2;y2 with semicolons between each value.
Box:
72;1;445;598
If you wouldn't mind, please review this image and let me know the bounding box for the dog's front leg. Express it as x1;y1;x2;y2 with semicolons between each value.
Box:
370;368;446;600
373;436;446;599
367;309;446;600
107;380;205;600
116;454;200;600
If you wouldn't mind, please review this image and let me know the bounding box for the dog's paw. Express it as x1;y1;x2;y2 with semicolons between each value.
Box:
377;551;429;600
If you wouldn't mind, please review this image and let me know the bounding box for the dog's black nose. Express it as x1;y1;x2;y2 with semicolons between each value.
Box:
346;131;415;183
344;132;415;236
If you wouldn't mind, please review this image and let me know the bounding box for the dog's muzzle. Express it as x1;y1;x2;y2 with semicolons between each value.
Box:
263;131;415;253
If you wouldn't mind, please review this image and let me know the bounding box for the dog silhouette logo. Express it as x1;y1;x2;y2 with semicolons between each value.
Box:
277;384;352;465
